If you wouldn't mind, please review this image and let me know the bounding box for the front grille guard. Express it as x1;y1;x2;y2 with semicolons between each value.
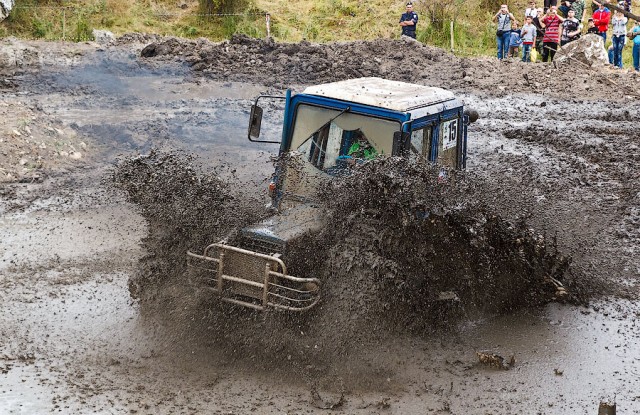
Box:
186;243;321;312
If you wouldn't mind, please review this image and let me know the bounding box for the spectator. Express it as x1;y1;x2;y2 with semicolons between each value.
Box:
399;2;418;39
533;7;546;55
525;0;539;18
611;8;628;68
608;44;615;64
571;0;586;21
592;2;611;41
622;0;632;13
629;20;640;71
521;16;537;61
586;17;599;34
559;0;575;17
544;0;558;13
561;9;581;46
493;4;517;60
541;6;564;62
508;22;523;57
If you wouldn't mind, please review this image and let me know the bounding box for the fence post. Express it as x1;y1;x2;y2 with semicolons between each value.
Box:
450;20;454;51
265;13;271;38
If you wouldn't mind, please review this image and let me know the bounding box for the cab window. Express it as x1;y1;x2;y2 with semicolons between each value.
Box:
410;125;433;161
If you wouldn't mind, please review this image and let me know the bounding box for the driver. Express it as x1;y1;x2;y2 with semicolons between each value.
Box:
347;130;378;161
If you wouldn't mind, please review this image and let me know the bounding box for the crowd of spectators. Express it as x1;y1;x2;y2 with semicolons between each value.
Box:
491;0;640;71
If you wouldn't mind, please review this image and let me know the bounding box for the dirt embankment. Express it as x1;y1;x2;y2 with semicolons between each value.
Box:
139;34;640;99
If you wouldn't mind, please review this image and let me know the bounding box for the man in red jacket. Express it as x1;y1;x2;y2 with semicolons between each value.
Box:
592;3;611;41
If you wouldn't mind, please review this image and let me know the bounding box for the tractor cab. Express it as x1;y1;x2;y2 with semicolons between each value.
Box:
249;77;475;210
187;78;477;312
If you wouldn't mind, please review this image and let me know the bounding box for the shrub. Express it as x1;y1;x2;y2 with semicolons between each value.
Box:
32;18;51;38
73;17;93;41
199;0;249;14
183;25;199;37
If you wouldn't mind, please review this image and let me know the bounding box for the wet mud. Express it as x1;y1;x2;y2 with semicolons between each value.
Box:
1;35;639;413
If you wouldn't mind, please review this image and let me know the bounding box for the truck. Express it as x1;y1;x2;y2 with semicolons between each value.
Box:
187;77;477;312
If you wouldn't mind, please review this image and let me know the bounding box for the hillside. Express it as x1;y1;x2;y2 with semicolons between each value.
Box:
1;0;638;59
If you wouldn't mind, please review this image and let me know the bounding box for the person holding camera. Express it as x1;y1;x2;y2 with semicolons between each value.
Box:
493;4;517;60
541;6;564;62
611;8;628;68
399;2;419;39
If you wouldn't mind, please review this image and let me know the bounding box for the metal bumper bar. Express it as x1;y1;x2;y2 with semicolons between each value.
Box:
186;243;321;312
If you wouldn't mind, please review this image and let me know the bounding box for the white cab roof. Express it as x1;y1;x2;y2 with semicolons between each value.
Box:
302;77;456;112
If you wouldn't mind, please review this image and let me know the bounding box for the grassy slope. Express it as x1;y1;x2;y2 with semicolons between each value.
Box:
1;0;638;62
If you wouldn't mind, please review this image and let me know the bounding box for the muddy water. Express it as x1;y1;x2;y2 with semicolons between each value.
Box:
28;54;278;182
1;44;640;413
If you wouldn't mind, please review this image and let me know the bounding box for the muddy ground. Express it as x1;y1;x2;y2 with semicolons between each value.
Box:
1;35;639;413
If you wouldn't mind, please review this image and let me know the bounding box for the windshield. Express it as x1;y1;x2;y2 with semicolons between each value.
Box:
290;104;400;170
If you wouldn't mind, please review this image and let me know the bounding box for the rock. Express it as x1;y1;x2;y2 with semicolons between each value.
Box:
554;34;608;68
69;151;82;160
0;38;39;68
0;0;14;21
92;30;115;45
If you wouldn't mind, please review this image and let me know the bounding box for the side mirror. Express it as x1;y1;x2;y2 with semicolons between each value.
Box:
464;108;479;124
393;131;411;156
248;105;263;140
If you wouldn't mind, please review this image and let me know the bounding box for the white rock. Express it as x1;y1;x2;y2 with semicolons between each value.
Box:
69;151;82;160
19;158;27;165
79;142;87;149
0;1;14;21
555;34;608;67
92;30;115;46
12;129;20;136
59;151;69;157
54;128;64;136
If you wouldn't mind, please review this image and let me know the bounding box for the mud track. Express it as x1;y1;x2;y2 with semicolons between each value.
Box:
1;36;639;413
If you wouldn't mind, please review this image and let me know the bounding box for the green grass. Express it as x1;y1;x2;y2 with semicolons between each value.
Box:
0;0;638;65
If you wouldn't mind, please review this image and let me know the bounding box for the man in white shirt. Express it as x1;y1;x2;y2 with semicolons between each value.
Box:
525;0;539;18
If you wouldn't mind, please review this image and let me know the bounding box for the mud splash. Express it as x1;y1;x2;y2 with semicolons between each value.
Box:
316;158;575;338
111;150;585;357
111;149;266;301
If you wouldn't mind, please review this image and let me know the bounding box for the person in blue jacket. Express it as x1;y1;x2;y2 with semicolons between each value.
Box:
399;2;418;39
630;20;640;71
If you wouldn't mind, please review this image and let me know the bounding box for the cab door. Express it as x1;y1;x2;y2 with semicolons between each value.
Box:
436;117;461;169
